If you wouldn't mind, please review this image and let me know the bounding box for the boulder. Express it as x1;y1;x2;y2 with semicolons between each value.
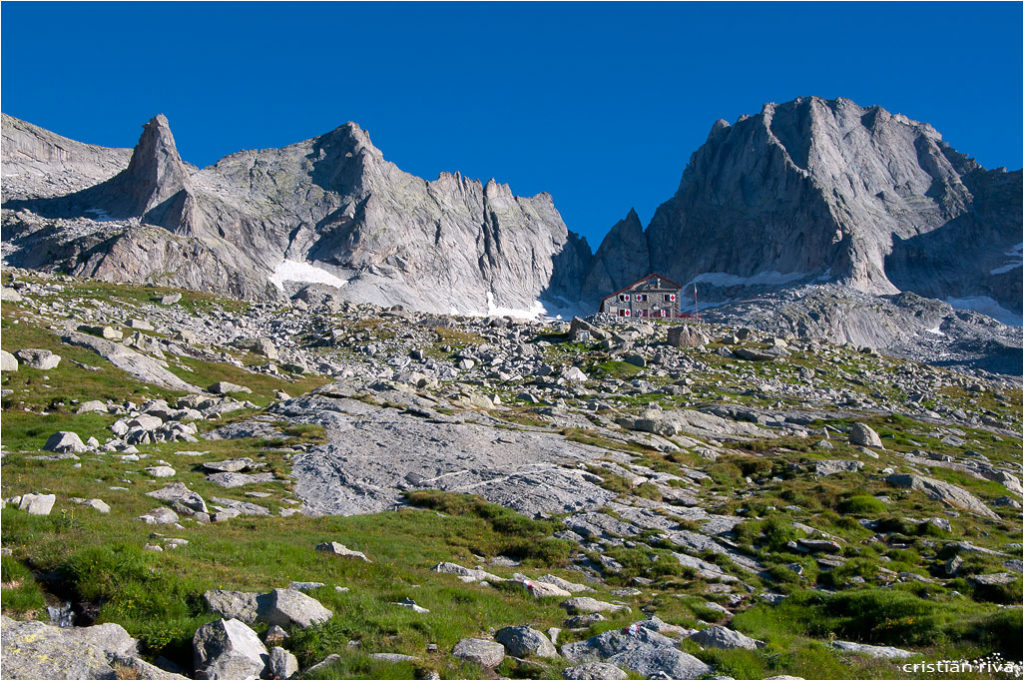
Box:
161;293;182;305
209;381;252;395
76;400;109;414
886;473;999;519
561;597;631;615
830;640;915;659
17;493;56;516
15;348;61;370
64;622;139;658
192;618;268;680
688;625;764;650
202;458;261;473
496;625;559;658
146;483;208;514
452;638;505;668
432;561;500;582
267;646;299;679
0;349;18;372
316;542;370;562
562;662;628;679
667;325;708;348
255;588;333;629
814;459;864;476
63;331;201;392
560;625;711;679
519;578;572;598
137;508;179;525
44;431;88;453
537;574;592;593
145;466;177;478
0;615;123;679
849;423;883;448
71;497;111;514
204;590;260;624
970;573;1018;586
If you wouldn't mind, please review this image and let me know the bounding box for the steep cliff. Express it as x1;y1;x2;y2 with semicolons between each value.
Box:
586;97;1021;320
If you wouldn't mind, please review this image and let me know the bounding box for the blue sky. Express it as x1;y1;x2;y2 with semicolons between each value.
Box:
2;2;1021;248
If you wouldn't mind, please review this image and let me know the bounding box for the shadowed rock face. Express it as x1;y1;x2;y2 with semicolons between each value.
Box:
584;97;1022;316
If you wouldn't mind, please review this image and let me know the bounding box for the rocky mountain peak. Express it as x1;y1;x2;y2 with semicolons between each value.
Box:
120;114;193;216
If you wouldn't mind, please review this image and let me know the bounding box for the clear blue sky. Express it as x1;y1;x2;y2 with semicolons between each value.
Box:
2;2;1021;248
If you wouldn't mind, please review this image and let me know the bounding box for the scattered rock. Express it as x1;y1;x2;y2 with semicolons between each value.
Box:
16;493;56;516
496;625;558;658
267;646;299;679
256;588;333;629
209;381;252;395
15;348;61;370
689;625;764;650
849;423;883;448
316;542;370;562
192;618;269;680
204;590;260;624
0;350;18;372
561;597;631;615
44;431;87;453
452;638;506;668
830;640;915;659
886;473;999;519
562;662;629;680
561;625;711;679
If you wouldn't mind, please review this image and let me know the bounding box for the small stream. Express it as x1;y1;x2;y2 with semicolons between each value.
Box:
46;601;74;627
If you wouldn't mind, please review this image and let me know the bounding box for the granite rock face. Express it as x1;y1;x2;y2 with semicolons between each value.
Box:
586;97;1021;319
2;113;590;315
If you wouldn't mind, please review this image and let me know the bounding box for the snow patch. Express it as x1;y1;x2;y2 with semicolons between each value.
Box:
485;291;547;319
945;296;1022;327
84;208;117;222
269;260;349;291
688;270;809;288
990;243;1023;275
925;325;946;337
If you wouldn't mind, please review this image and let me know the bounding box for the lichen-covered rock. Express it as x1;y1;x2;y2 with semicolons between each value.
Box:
561;625;711;679
562;662;628;680
204;590;260;624
452;638;505;668
267;646;299;679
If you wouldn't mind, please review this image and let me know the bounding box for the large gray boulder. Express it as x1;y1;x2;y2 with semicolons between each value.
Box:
192;618;268;680
561;597;631;615
17;493;56;516
267;646;299;679
146;483;208;514
44;431;87;453
849;423;884;448
15;348;61;370
688;625;764;650
1;616;114;679
561;625;711;679
495;625;558;658
63;622;139;658
0;349;18;371
0;615;186;680
886;473;999;519
452;638;506;668
667;325;708;348
255;588;333;629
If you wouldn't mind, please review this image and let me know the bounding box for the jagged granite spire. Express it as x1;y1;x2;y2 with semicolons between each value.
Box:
581;207;650;302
